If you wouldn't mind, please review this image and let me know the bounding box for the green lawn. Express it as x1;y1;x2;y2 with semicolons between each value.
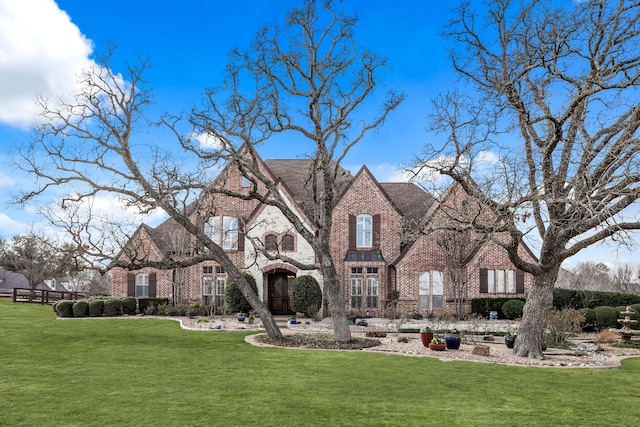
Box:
1;300;639;426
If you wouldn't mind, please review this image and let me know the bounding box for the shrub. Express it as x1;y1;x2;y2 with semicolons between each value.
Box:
72;300;89;318
103;298;123;317
594;306;618;330
290;275;322;318
138;298;170;314
88;299;104;317
471;297;524;318
501;299;525;320
225;272;258;315
144;304;157;315
553;288;640;310
545;308;585;348
121;297;137;315
578;307;596;331
55;300;75;318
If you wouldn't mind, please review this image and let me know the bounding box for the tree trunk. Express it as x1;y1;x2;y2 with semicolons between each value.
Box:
320;254;352;343
513;267;559;359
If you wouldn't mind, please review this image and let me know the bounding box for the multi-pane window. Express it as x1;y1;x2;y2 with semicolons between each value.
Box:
215;277;226;308
264;233;295;252
486;269;516;293
350;267;379;309
281;234;295;251
356;214;372;248
265;234;278;251
135;273;149;298
418;271;444;310
202;277;213;305
205;216;239;250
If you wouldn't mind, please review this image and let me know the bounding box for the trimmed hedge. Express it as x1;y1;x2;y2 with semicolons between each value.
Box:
578;307;596;330
471;298;525;319
553;288;640;310
290;275;322;318
594;306;618;329
55;300;75;318
225;272;258;315
88;299;104;317
122;297;137;315
501;299;525;320
103;298;123;317
72;300;89;318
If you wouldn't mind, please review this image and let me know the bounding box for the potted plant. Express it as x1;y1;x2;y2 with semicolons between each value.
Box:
445;328;462;350
504;332;516;349
237;313;246;322
420;327;434;347
347;314;357;325
428;337;446;351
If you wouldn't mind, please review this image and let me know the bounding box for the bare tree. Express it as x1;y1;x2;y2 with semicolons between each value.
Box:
179;0;403;342
611;264;640;294
0;233;82;289
417;0;640;358
14;1;401;343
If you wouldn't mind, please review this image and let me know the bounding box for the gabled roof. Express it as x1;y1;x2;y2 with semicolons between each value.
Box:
0;268;29;289
379;182;435;224
263;159;353;220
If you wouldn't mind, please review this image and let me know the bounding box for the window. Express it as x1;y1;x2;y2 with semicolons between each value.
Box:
356;214;372;248
265;234;278;251
418;271;444;310
215;277;226;308
281;234;295;251
350;266;379;309
203;266;213;274
481;269;519;294
205;216;239;250
202;277;213;305
241;173;251;187
136;273;149;298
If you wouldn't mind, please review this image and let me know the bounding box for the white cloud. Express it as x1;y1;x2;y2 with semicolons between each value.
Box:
190;131;224;150
0;212;30;238
0;0;95;128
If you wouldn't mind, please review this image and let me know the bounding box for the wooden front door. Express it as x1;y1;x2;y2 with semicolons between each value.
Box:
268;272;292;314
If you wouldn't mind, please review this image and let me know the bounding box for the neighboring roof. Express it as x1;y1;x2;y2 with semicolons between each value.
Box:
0;268;29;289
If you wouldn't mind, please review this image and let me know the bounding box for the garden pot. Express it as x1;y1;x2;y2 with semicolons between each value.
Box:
445;335;461;350
505;336;515;349
428;343;446;351
237;315;246;322
420;332;434;347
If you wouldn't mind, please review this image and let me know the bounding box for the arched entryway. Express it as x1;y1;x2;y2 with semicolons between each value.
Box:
266;269;296;315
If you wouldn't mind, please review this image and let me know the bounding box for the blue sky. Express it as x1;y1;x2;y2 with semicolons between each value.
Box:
0;0;635;268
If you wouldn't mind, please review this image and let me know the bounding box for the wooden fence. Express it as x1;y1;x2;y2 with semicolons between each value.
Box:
10;288;83;304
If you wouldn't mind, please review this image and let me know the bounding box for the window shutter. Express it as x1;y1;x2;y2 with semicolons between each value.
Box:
516;270;525;293
237;229;245;251
127;273;135;297
348;214;356;249
479;268;488;293
149;272;157;298
373;214;381;248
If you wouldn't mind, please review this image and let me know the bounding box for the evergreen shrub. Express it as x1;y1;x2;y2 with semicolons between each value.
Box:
88;299;104;317
471;298;523;318
501;299;525;320
578;307;596;330
290;275;322;318
72;300;89;318
594;306;618;329
225;272;257;314
121;297;137;315
103;298;123;317
55;300;75;318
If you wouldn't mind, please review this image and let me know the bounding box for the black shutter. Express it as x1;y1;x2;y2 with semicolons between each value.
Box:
479;268;488;293
127;273;135;297
348;214;356;249
149;272;157;298
373;214;381;248
516;270;525;293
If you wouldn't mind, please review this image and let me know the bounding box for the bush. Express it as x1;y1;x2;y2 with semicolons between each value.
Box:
501;299;525;320
471;297;524;318
72;300;89;318
225;272;258;315
103;298;123;317
88;299;104;317
545;308;585;348
138;298;170;314
553;288;640;310
594;306;618;330
121;297;137;315
578;307;596;331
55;300;75;318
290;275;322;318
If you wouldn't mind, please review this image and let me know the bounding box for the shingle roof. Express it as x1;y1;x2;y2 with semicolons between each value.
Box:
380;182;435;224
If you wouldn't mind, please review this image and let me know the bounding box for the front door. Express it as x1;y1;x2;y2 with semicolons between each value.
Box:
268;272;292;314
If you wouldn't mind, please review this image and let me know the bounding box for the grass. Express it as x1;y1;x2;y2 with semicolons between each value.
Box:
1;299;640;426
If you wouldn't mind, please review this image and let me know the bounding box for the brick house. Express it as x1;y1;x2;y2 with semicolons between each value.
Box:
111;153;536;316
